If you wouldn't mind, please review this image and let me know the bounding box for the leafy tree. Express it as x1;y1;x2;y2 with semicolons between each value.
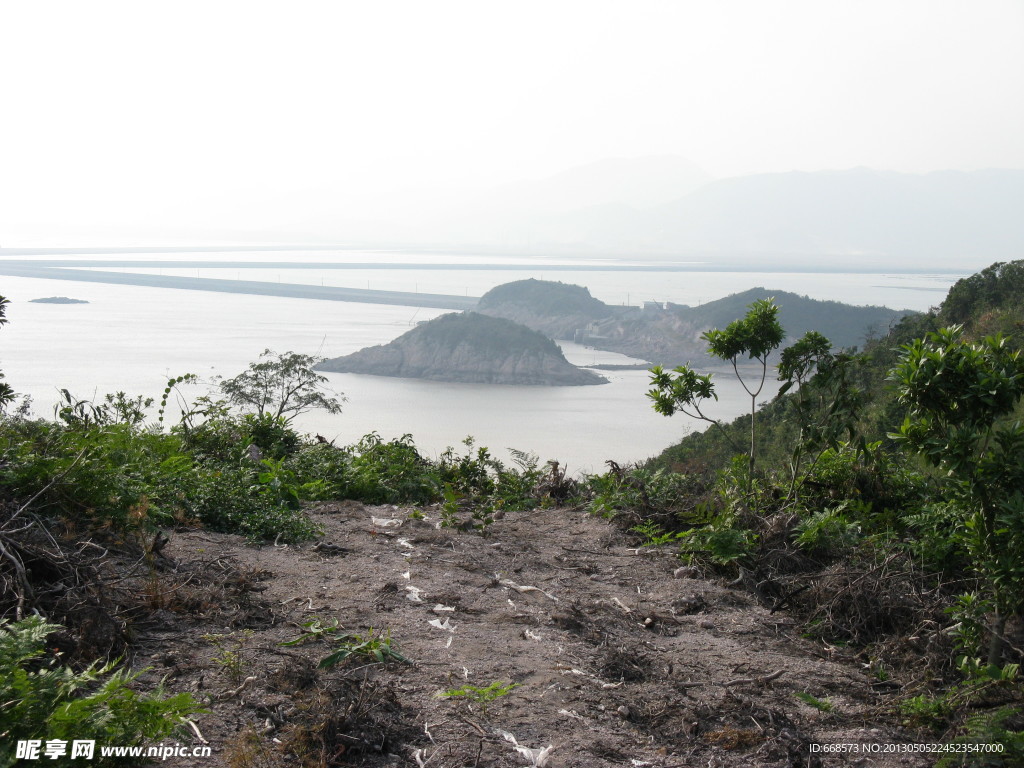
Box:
219;349;345;423
648;298;785;480
940;260;1024;327
0;296;15;410
890;325;1024;664
777;331;865;500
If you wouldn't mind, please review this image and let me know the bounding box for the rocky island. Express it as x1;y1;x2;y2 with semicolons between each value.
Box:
29;296;89;304
315;311;607;386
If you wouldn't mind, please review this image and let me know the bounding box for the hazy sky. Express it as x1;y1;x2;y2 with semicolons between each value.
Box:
2;0;1022;244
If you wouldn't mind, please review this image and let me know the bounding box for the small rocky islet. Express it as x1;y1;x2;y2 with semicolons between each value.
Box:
315;311;607;386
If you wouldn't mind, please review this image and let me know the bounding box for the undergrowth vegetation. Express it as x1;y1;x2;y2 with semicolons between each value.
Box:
0;616;203;767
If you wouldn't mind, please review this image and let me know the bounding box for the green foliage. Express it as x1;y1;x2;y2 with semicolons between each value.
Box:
904;503;972;575
898;694;950;729
439;680;519;712
945;593;991;658
341;433;437;504
242;412;302;459
891;327;1024;471
219;349;344;423
0;418;188;530
793;691;833;712
702;297;786;362
156;374;196;425
891;325;1024;657
280;619;409;669
1;397;545;543
202;631;254;684
54;389;155;429
777;332;867;499
580;465;711;523
941;260;1024;328
0;616;203;767
677;524;753;566
793;504;862;556
937;707;1024;767
630;520;680;546
0;398;321;543
647;366;720;423
181;467;322;543
428;439;542;533
899;657;1022;744
438;483;462;529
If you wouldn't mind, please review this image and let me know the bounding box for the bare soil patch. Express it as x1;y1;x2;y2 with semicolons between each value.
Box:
129;504;935;767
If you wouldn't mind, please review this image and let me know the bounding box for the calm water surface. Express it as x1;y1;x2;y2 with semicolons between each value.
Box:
1;252;964;472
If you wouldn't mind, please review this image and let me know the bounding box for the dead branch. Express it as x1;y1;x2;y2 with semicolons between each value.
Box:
723;669;786;687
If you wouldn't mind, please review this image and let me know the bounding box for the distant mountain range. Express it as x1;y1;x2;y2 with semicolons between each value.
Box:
329;159;1024;270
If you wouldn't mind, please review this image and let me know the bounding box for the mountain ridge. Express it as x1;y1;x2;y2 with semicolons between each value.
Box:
477;279;912;366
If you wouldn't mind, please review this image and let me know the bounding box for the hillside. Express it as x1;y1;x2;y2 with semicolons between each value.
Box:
478;279;910;366
591;289;909;366
652;259;1024;471
315;311;607;386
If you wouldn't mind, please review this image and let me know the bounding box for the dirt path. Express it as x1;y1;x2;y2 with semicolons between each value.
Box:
137;503;931;767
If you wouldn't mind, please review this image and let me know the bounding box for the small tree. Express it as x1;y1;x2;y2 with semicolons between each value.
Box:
220;350;345;423
890;326;1024;664
648;298;785;480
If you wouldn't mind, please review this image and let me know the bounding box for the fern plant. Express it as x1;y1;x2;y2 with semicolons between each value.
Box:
0;617;203;767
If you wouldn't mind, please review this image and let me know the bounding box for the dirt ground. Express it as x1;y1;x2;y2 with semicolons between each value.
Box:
132;502;936;767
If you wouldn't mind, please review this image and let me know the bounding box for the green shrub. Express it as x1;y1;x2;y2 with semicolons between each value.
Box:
175;466;320;543
0;616;203;767
793;503;863;557
342;433;438;504
0;419;189;530
903;502;972;575
175;410;301;464
579;465;710;523
891;326;1024;662
284;443;353;500
678;524;753;566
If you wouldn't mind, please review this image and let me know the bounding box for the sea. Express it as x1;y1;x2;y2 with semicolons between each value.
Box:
0;250;965;474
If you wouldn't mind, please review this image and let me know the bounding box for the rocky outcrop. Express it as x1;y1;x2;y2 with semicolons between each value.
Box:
315;312;607;386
